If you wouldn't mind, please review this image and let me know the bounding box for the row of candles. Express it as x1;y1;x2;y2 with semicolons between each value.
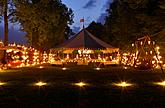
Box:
52;53;120;65
2;41;164;69
2;43;121;68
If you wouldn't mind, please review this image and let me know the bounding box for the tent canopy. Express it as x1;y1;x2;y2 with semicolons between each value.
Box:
52;28;119;53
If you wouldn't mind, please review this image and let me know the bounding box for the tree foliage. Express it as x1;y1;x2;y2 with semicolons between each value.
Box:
87;21;106;40
0;0;15;24
14;0;74;50
105;0;165;51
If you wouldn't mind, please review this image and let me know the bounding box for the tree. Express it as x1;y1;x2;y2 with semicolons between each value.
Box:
104;0;165;51
14;0;74;50
87;21;106;40
0;0;15;46
0;0;15;63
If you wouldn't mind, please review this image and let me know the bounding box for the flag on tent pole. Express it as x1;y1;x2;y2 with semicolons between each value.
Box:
80;18;85;28
80;18;84;22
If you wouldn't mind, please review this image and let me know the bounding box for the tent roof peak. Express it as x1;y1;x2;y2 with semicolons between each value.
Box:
54;28;118;50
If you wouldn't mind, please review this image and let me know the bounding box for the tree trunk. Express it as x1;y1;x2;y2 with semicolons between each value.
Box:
3;0;8;65
4;0;8;46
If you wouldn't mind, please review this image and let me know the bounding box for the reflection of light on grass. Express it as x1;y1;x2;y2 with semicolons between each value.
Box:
38;66;44;69
154;81;165;86
124;67;128;69
74;82;88;87
62;67;67;70
94;67;101;70
113;81;133;87
35;81;47;87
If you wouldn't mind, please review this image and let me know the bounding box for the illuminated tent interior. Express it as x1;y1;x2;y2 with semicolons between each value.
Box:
50;28;119;65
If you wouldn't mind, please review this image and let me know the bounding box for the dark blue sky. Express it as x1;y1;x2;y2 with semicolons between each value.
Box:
0;0;111;45
0;22;27;45
62;0;110;28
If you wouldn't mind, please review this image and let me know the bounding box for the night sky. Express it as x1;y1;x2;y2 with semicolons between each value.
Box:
62;0;111;32
0;0;111;44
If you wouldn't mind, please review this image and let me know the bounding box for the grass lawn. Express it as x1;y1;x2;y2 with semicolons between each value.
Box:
0;65;165;108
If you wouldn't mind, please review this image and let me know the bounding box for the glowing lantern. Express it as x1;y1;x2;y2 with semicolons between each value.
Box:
154;81;165;86
95;67;101;70
74;82;88;87
38;66;44;69
156;46;160;50
132;43;134;47
113;81;133;87
150;51;152;54
0;82;6;86
124;67;128;69
35;81;47;87
62;67;67;70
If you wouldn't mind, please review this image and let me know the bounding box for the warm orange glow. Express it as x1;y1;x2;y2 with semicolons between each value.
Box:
163;64;165;68
95;67;101;70
62;67;67;70
132;43;134;47
35;81;47;86
156;46;160;50
154;81;165;86
113;81;133;87
74;82;87;87
0;82;6;86
38;66;44;69
124;66;128;69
